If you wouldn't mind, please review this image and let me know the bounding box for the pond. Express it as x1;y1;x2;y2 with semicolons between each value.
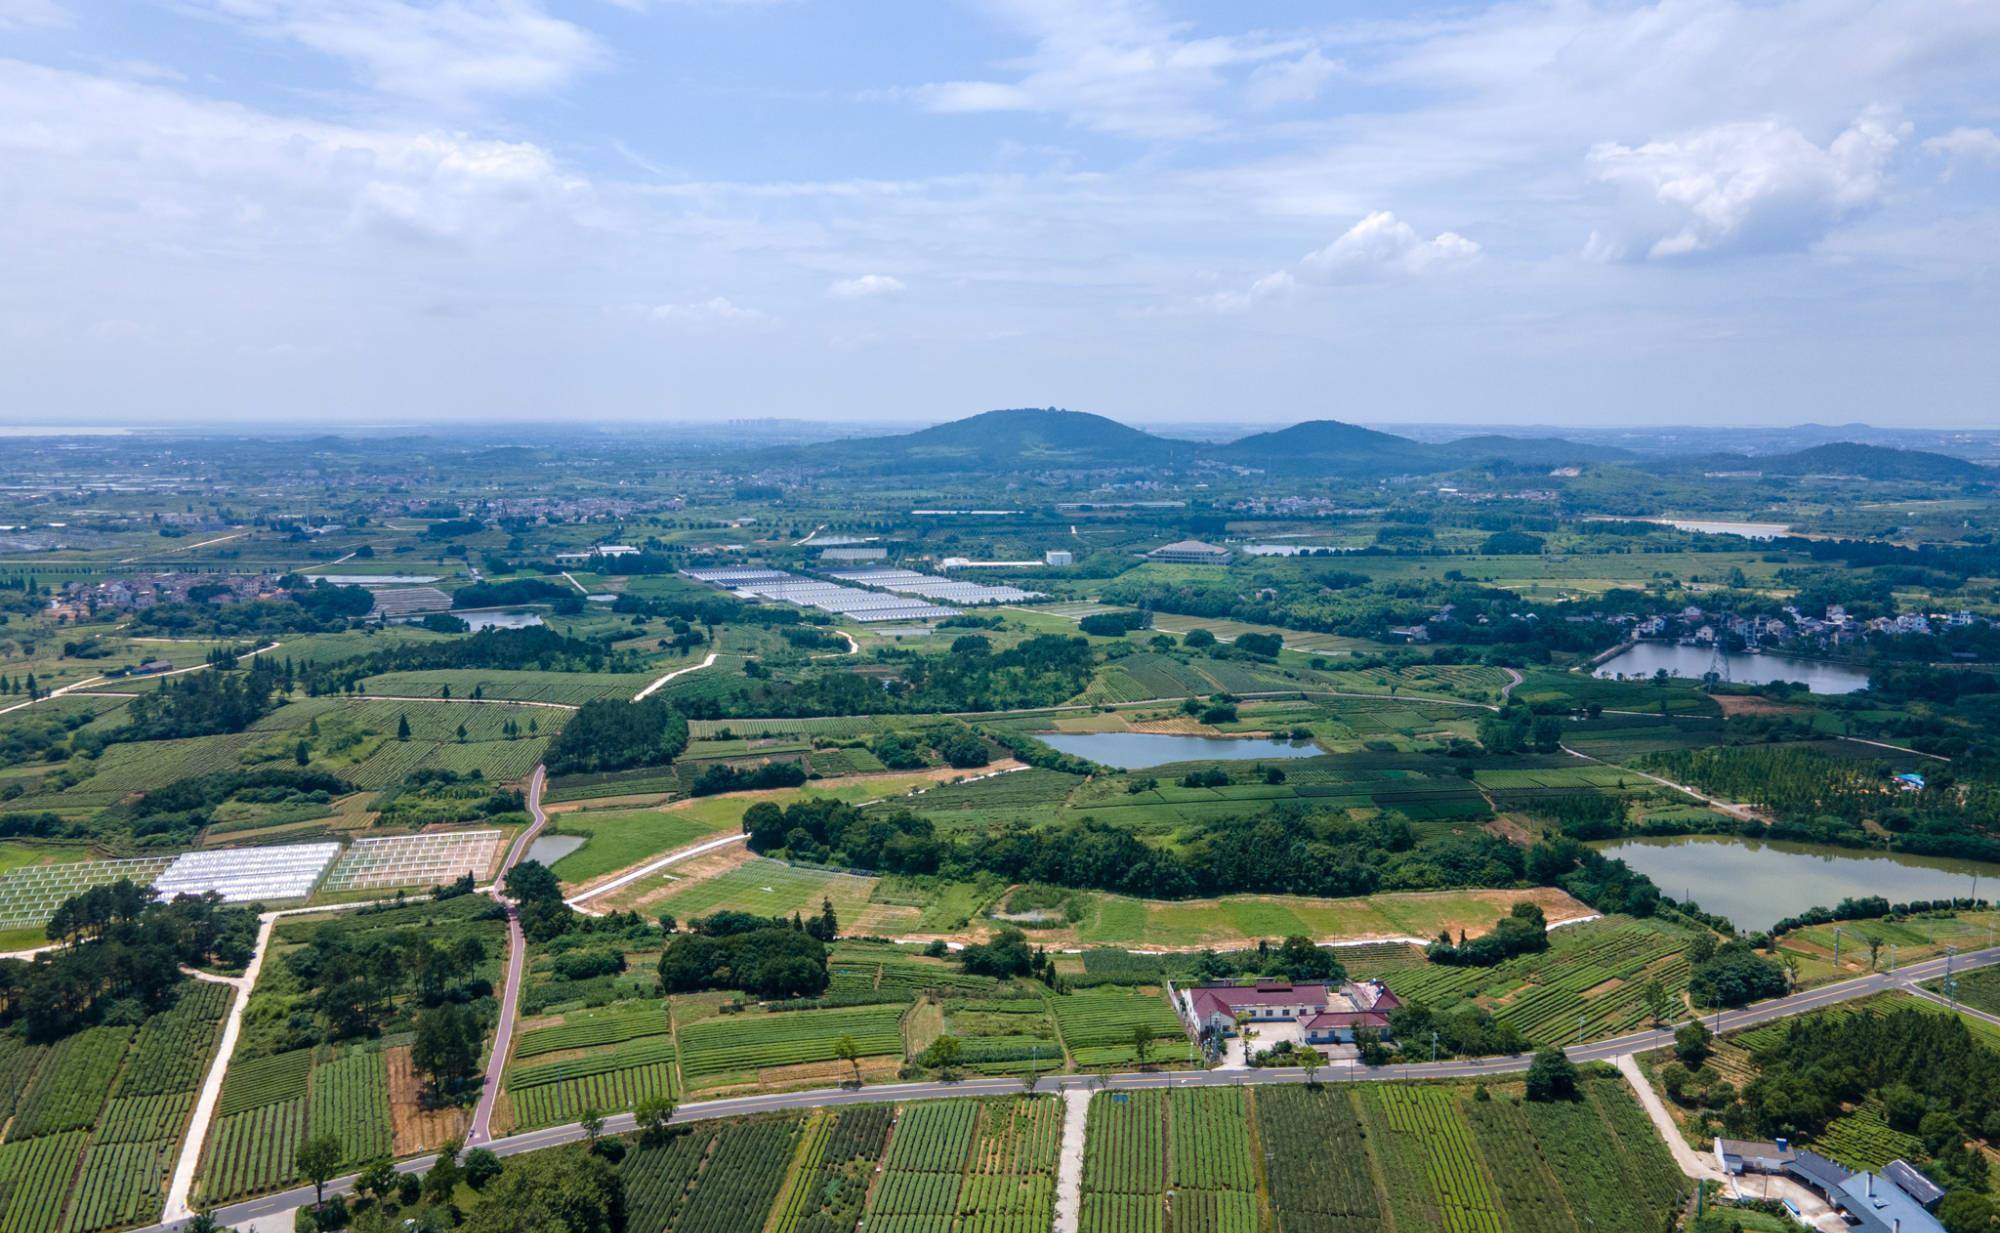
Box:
1652;518;1792;539
457;609;546;631
1594;834;2000;932
525;834;587;867
1594;642;1869;694
1033;732;1322;769
299;573;442;585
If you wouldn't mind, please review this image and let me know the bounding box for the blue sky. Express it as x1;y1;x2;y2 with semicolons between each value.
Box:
2;0;1997;427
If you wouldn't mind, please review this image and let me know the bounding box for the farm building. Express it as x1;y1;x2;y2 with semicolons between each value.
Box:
1714;1138;1947;1233
1146;539;1231;564
1181;980;1400;1045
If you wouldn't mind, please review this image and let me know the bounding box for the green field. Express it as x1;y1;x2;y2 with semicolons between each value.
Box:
544;806;739;886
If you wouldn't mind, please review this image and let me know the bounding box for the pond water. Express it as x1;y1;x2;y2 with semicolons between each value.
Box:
457;609;546;631
1594;834;2000;932
1034;732;1322;769
1594;642;1869;694
299;573;442;585
525;834;587;867
1652;519;1792;539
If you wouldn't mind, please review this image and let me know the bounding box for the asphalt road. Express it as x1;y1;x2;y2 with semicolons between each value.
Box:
465;765;547;1146
158;943;1999;1233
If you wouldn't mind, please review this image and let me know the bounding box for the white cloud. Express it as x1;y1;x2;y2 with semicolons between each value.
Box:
0;0;68;30
913;0;1305;139
1923;127;2000;175
827;273;907;299
644;297;771;325
1300;211;1481;280
0;59;590;247
200;0;603;107
1245;49;1338;110
1585;109;1908;260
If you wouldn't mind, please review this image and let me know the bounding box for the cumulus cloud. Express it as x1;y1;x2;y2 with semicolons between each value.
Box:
912;0;1306;139
644;297;771;325
1585;109;1908;260
0;60;589;247
827;274;907;299
199;0;603;107
1300;211;1481;281
1923;127;2000;175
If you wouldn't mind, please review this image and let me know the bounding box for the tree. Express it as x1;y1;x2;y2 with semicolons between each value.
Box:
634;1093;677;1144
295;738;311;765
580;1108;605;1146
1686;931;1718;965
1132;1024;1156;1068
1299;1046;1322;1088
928;1034;964;1079
459;1147;621;1233
1675;1020;1713;1068
413;1003;482;1097
357;1158;399;1205
397;714;411;742
833;1034;863;1087
187;1210;223;1233
1525;1047;1579;1102
423;1138;462;1205
296;1133;344;1209
463;1147;502;1191
1642;977;1673;1027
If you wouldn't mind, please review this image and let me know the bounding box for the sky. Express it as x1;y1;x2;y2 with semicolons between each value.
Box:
2;0;1998;429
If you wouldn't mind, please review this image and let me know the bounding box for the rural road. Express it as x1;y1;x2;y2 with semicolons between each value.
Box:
147;943;2000;1232
632;650;718;702
467;765;549;1146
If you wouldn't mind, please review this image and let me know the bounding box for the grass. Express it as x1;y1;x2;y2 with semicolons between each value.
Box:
544;807;739;886
644;856;878;923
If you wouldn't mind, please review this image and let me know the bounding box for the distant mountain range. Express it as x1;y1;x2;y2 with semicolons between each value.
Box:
774;407;1991;482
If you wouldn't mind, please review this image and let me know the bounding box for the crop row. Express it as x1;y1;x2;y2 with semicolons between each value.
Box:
115;982;233;1097
1369;1085;1505;1233
63;1141;169;1233
202;1097;306;1203
508;1037;678;1088
508;1062;676;1131
217;1048;312;1117
677;1005;903;1079
513;1005;670;1059
670;1119;801;1233
1084;1091;1165;1195
0;1130;90;1233
14;1026;130;1139
883;1100;978;1172
309;1048;394;1169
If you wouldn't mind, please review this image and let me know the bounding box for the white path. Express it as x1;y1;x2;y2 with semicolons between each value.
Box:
631;651;718;702
1052;1087;1090;1233
564;832;746;910
1613;1054;1727;1186
162;915;275;1221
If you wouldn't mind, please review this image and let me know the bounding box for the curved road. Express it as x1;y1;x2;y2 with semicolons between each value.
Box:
151;943;1998;1232
466;765;549;1145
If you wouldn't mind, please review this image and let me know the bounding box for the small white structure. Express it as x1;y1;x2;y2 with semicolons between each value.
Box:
1044;550;1074;566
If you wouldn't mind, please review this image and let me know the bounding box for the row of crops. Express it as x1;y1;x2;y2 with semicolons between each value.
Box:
1080;1089;1256;1233
0;980;231;1233
202;1041;398;1201
1387;917;1693;1045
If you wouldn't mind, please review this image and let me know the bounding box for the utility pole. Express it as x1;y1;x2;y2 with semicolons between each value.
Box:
1576;1012;1585;1046
1430;1031;1439;1064
1945;946;1958;1010
1832;927;1842;970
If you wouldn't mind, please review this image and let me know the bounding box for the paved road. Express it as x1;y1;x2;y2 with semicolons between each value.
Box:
467;765;549;1146
152;944;2000;1232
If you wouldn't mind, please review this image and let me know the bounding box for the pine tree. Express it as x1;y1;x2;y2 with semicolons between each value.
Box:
397;714;411;742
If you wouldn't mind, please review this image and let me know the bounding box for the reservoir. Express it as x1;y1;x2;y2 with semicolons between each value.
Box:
525;833;587;868
1035;732;1322;769
299;573;442;585
1595;834;1999;932
1594;642;1868;694
458;609;546;631
1653;519;1791;539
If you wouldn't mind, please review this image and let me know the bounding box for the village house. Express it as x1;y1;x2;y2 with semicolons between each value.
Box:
1180;980;1401;1046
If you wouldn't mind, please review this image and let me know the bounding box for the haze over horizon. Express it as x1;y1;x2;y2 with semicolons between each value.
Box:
5;1;1998;428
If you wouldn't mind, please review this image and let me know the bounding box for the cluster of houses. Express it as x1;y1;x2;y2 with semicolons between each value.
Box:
1178;980;1402;1050
1716;1138;1949;1233
1625;604;1982;652
44;571;286;621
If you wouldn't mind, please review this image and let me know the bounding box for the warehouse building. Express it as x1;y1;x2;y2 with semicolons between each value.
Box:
1146;539;1230;565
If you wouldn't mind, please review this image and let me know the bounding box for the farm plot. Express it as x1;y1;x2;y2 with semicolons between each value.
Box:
14;1026;130;1138
543;807;736;887
958;1098;1062;1233
1081;1088;1258;1233
0;856;175;930
1359;1085;1505;1233
640;855;877;924
1049;988;1184;1068
768;1104;895;1233
622;1127;717;1233
669;1117;802;1233
1386;917;1692;1046
309;1047;394;1168
0;1130;89;1233
867;1100;977;1228
321;829;502;892
513;1002;670;1059
1464;1075;1691;1231
675;1003;905;1092
201;1098;306;1203
1255;1086;1384;1233
357;669;655;706
503;1038;678;1130
62;1140;173;1233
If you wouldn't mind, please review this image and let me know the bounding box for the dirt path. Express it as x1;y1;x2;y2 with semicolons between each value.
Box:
162;914;276;1221
1560;742;1761;822
632;650;718;702
0;640;281;718
565;832;747;910
1612;1054;1726;1185
1053;1088;1090;1233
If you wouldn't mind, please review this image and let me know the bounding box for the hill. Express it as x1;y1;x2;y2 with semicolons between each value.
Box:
1213;419;1434;474
1664;442;1990;482
804;408;1196;471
